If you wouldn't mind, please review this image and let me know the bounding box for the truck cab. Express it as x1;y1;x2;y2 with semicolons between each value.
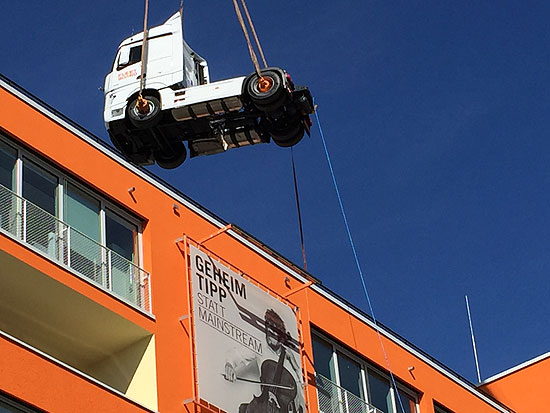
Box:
104;12;314;168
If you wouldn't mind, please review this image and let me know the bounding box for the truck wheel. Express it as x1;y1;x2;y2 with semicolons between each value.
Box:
246;70;287;107
128;95;161;129
271;121;304;147
154;143;187;169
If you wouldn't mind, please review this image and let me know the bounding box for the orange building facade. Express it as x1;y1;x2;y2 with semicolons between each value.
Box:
0;74;538;413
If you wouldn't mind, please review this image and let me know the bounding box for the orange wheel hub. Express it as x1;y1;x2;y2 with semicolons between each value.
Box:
257;76;273;93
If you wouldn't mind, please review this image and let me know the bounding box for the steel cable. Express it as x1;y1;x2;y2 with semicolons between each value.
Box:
315;110;406;413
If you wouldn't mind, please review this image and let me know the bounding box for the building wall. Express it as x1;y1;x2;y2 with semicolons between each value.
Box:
0;79;516;412
480;355;550;412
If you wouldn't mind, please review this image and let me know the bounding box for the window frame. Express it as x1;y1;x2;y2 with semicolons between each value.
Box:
312;330;419;413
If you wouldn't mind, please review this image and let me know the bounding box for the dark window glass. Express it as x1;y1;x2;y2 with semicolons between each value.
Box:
367;370;392;413
106;210;138;301
0;142;16;190
129;46;142;66
118;45;142;70
312;335;336;381
106;210;137;262
0;143;17;234
22;161;57;216
64;184;102;282
22;161;58;254
64;184;100;242
337;351;364;399
396;389;416;413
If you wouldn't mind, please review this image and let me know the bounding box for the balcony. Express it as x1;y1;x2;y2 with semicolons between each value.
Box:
0;184;150;312
316;374;384;413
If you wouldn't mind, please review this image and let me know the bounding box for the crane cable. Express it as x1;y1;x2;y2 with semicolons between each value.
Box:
291;147;308;271
315;110;406;413
136;0;150;114
231;0;263;76
231;0;308;270
238;0;268;69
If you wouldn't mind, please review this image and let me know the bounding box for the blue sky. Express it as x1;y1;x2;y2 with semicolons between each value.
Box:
2;1;550;384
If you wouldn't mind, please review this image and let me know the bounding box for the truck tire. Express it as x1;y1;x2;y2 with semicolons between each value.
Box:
246;70;287;108
271;121;304;147
154;142;187;169
128;95;161;129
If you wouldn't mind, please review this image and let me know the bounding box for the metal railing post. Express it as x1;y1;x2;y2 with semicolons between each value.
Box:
66;226;71;266
147;273;152;312
107;249;112;290
21;198;26;242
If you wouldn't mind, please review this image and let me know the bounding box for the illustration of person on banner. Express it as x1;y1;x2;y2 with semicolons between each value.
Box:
223;308;305;413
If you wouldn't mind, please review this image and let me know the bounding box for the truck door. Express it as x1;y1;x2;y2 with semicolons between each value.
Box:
107;44;143;95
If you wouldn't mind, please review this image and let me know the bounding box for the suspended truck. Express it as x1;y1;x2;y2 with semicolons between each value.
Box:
103;12;314;169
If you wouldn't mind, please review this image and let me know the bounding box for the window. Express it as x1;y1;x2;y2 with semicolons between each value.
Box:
368;369;392;413
22;160;59;254
0;141;16;190
64;183;100;242
64;183;103;282
312;332;418;413
117;45;142;70
22;160;58;216
0;142;17;234
0;134;145;309
106;209;139;302
396;389;416;413
338;351;364;400
312;335;337;381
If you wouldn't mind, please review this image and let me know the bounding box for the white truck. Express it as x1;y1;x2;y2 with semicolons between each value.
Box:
103;12;314;168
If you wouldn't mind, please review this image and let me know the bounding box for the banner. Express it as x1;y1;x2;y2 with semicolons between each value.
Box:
190;245;305;412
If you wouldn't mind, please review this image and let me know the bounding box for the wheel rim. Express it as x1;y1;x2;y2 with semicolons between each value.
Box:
132;98;156;119
257;76;274;93
251;74;277;97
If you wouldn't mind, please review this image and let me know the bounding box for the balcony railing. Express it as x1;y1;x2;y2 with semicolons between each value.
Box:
0;184;151;313
316;374;384;413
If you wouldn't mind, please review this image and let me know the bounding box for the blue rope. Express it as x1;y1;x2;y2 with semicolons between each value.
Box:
314;110;406;413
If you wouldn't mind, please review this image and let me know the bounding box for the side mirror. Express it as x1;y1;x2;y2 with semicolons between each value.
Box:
118;47;130;68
